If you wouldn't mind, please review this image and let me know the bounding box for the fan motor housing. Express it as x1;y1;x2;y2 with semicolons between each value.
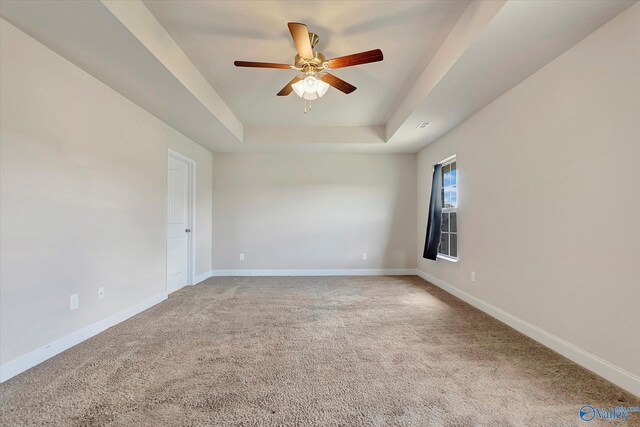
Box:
294;51;326;72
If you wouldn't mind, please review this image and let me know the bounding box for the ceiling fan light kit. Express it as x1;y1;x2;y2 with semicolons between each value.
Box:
292;76;330;100
234;22;383;113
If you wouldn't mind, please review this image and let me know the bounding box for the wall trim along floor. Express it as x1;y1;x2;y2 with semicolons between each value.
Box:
211;269;418;277
0;292;168;383
195;270;214;284
415;270;640;398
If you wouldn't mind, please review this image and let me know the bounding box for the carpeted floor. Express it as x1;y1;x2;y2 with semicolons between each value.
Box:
1;276;638;426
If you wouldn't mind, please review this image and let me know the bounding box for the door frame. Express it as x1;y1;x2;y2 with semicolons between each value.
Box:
167;149;196;292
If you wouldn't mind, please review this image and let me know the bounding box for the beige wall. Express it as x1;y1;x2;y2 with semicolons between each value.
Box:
0;20;212;364
417;5;640;377
213;154;417;271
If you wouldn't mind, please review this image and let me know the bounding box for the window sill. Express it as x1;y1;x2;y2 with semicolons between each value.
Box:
437;255;458;263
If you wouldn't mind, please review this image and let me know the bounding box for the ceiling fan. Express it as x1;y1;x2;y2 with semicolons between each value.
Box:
234;22;383;106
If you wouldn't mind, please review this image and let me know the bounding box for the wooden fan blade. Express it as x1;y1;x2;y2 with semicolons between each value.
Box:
287;22;313;59
234;61;291;69
277;76;303;96
320;73;356;94
326;49;383;69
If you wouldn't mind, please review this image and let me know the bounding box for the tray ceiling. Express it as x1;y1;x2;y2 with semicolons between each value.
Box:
1;0;635;153
143;0;469;127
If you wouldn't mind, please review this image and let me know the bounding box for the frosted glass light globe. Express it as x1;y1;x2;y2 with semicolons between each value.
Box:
292;80;305;97
303;76;319;93
303;91;318;100
316;80;329;97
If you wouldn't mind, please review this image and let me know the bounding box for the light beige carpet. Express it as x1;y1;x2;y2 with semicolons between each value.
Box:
1;276;638;426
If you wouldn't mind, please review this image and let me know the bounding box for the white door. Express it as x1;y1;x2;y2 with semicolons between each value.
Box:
167;155;192;293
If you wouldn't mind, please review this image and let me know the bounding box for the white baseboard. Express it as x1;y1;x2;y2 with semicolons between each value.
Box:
0;291;167;383
194;270;213;285
212;269;417;277
416;270;640;398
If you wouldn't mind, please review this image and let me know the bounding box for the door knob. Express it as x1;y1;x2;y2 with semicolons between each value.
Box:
185;229;191;233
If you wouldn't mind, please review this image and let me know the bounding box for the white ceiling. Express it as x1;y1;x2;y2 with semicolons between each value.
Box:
1;0;636;153
142;0;469;127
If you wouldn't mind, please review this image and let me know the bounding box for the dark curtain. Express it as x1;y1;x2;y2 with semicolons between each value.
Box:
423;164;442;260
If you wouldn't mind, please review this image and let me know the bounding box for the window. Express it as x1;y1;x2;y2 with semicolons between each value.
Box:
439;157;457;260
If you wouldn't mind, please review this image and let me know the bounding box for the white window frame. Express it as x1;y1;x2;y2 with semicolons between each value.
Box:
438;156;458;262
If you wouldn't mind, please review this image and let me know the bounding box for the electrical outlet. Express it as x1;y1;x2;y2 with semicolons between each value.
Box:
239;253;245;261
471;271;476;282
362;252;368;260
70;294;79;311
98;287;104;299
